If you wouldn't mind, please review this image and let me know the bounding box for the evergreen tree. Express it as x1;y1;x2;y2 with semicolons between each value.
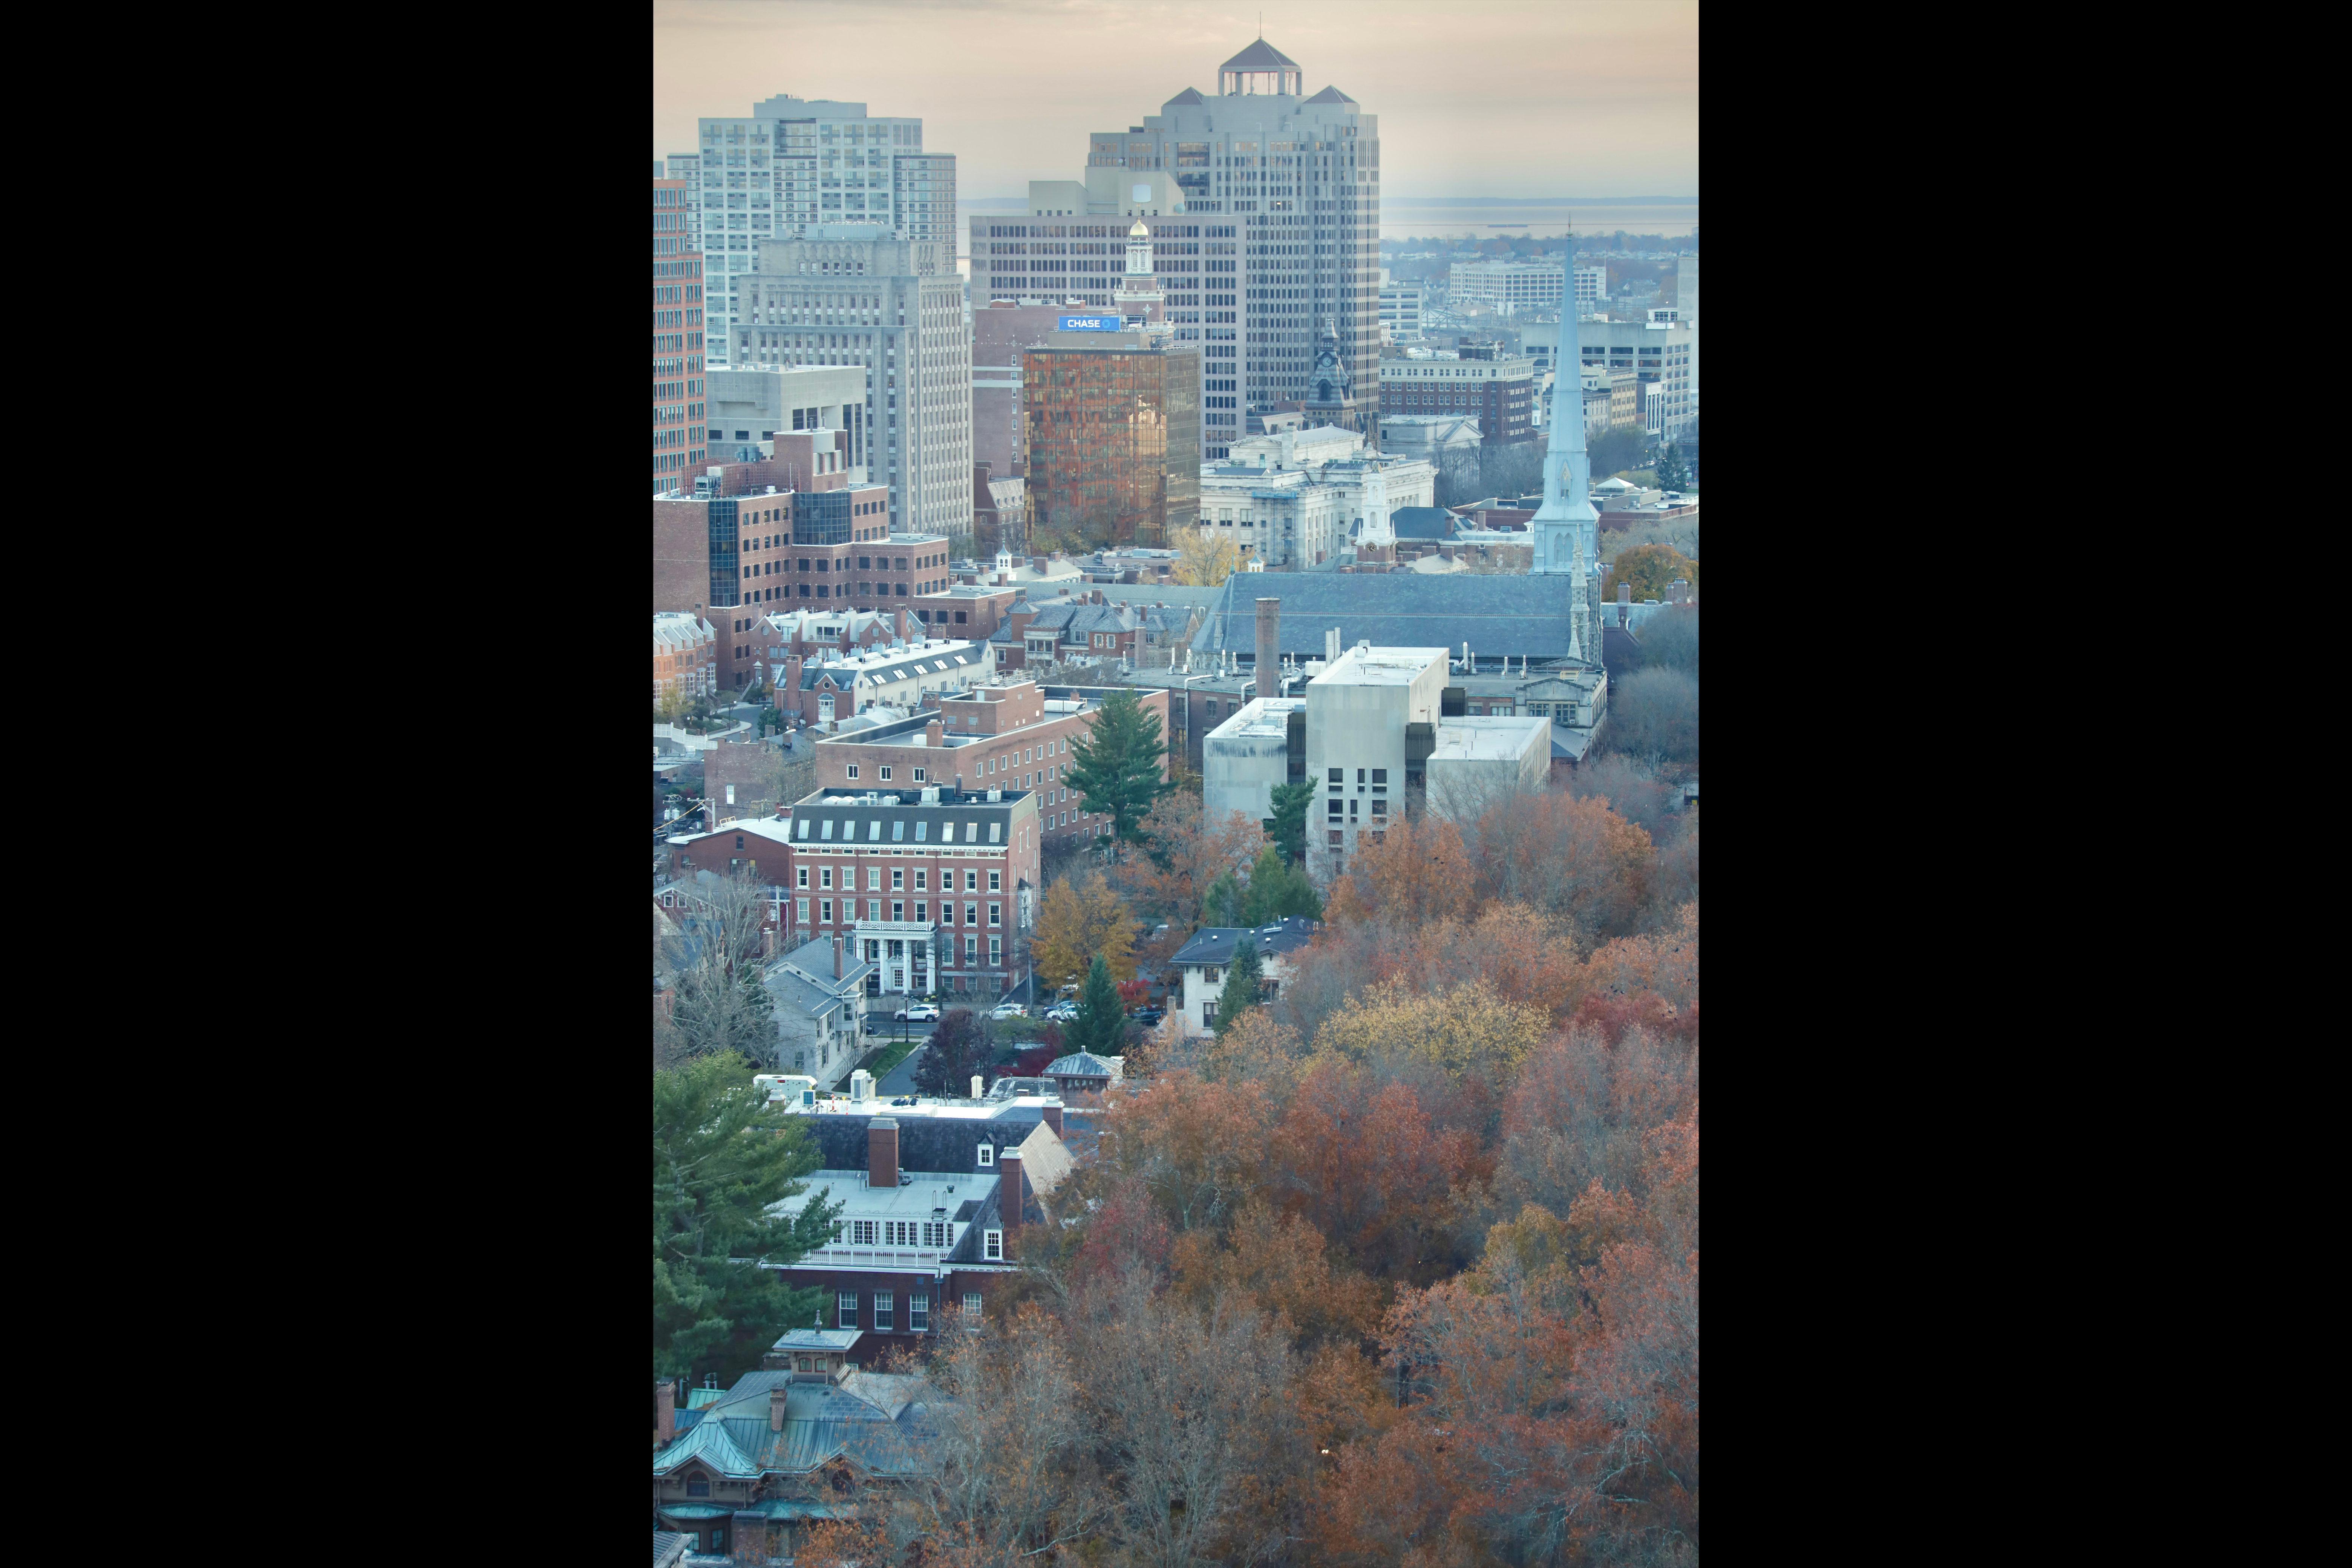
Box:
1656;443;1688;491
1266;781;1316;867
1203;868;1243;928
654;1051;841;1383
1213;937;1263;1040
1064;952;1126;1059
1237;844;1323;925
1066;689;1175;845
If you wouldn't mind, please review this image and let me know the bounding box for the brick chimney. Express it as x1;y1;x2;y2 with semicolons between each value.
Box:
834;932;845;980
770;1381;790;1432
655;1378;676;1446
1255;597;1279;699
1041;1102;1064;1136
868;1116;900;1188
998;1144;1023;1258
927;718;943;747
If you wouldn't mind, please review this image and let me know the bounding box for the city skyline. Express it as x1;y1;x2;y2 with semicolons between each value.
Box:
652;0;1699;202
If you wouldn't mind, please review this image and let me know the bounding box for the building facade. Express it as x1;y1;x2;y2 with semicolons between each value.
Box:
655;611;719;701
1576;317;1695;443
1197;424;1434;567
1378;276;1423;340
779;785;1043;997
1377;346;1535;443
1450;259;1565;313
1023;335;1201;550
726;230;972;544
694;97;955;371
705;364;868;470
654;179;708;494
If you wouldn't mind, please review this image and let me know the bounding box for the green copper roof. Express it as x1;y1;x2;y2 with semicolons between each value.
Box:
652;1415;761;1479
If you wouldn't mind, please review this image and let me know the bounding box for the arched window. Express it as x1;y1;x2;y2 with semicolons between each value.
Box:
686;1470;711;1498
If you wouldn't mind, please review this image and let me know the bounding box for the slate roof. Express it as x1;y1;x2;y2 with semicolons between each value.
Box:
654;1531;692;1567
1190;574;1579;658
798;645;982;690
1389;506;1458;541
1222;37;1301;71
1170;917;1320;967
1302;84;1356;104
798;1110;1047;1188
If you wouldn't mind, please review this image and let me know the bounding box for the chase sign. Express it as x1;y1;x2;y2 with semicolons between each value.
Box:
1059;315;1122;332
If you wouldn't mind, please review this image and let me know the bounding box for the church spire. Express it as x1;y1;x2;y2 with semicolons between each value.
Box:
1530;262;1599;657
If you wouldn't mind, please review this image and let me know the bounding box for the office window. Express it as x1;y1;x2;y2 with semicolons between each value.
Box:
838;1290;859;1328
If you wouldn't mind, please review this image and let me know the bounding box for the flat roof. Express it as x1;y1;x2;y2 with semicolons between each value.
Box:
1430;715;1551;760
1312;647;1449;687
1207;697;1306;740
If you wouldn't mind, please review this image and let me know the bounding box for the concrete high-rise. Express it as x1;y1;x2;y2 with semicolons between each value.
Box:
728;230;973;546
693;96;957;370
652;178;708;495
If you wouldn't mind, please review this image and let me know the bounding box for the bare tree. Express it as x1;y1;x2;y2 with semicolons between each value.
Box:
655;864;779;1070
1603;667;1699;776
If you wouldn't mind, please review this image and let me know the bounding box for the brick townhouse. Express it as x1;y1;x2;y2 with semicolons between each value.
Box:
654;611;718;701
778;782;1042;999
811;676;1168;850
987;591;1196;671
773;639;991;728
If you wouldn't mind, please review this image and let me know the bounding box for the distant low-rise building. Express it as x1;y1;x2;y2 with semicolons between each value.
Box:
1170;919;1318;1037
655;611;719;701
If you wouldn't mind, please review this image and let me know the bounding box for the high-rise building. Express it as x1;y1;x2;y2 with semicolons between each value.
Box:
694;96;956;369
1378;277;1423;340
653;179;708;495
1576;318;1695;443
1023;325;1200;551
1034;37;1380;460
1575;265;1607;313
727;230;972;546
665;152;704;254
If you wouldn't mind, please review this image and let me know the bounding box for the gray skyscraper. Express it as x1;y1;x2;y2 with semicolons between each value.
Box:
1086;38;1379;454
694;96;957;369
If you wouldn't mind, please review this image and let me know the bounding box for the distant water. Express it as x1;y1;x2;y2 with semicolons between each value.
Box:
954;197;1694;257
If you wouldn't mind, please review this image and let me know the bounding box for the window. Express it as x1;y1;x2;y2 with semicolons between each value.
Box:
853;1220;877;1243
910;1292;929;1331
724;784;736;805
990;935;1002;964
839;1290;859;1327
989;822;1002;844
913;768;926;782
985;1228;1003;1260
914;870;927;890
846;764;859;779
879;766;893;781
1328;768;1343;783
965;871;978;891
965;1292;983;1316
687;1472;711;1498
989;870;1002;892
868;867;884;890
893;868;905;890
966;934;978;959
797;867;810;888
797;898;810;921
977;1143;994;1167
821;867;834;889
874;1291;893;1331
821;898;834;921
989;903;1001;926
1204;999;1218;1024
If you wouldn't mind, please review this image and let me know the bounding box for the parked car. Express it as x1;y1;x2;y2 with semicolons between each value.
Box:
988;1002;1027;1020
1127;1006;1165;1026
1044;1003;1081;1023
894;1003;941;1022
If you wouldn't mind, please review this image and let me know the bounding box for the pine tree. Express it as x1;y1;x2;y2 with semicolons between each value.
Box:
1066;689;1175;845
1266;781;1316;867
1237;844;1323;925
1064;952;1127;1060
1213;937;1263;1040
654;1050;841;1383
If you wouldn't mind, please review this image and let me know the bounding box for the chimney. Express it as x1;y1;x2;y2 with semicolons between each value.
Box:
656;1378;676;1446
1042;1102;1064;1136
1618;583;1632;605
971;1074;985;1100
998;1144;1023;1258
770;1382;789;1432
1255;598;1279;699
868;1116;900;1188
833;932;845;979
927;718;943;746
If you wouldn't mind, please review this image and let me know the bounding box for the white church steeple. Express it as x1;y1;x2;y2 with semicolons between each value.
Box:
1530;270;1600;660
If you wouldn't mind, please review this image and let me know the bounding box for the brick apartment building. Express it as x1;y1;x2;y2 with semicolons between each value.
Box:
913;584;1020;642
776;783;1043;998
988;591;1195;672
657;476;958;691
1377;344;1535;445
811;675;1168;850
654;611;718;701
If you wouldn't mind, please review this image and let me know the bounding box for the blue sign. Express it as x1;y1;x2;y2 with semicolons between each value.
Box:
1059;315;1122;332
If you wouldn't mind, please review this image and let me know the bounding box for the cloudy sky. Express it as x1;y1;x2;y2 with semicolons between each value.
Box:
652;0;1697;199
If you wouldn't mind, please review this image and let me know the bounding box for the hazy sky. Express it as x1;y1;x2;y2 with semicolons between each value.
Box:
653;0;1697;199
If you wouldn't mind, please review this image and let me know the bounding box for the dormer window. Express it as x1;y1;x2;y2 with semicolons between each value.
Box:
686;1470;711;1498
977;1143;994;1167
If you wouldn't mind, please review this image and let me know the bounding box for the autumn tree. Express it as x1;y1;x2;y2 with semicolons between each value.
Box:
1092;1069;1274;1233
1172;524;1243;587
1169;1196;1383;1352
1467;787;1657;941
1313;976;1546;1083
1125;791;1265;936
1613;541;1699;602
1274;1059;1482;1285
1031;870;1136;988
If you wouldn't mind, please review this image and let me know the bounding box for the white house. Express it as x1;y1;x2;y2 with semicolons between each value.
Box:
1167;918;1320;1038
